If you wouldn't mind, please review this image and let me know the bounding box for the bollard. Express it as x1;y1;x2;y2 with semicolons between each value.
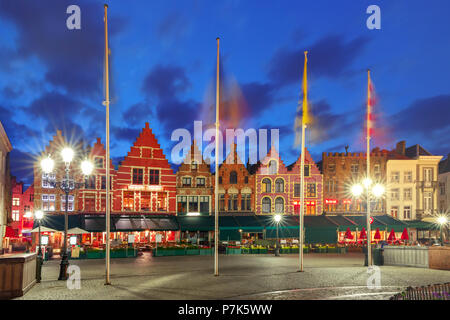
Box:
36;255;43;283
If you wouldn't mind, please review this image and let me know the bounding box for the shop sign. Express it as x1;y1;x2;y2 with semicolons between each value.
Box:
128;234;135;243
325;199;338;204
156;233;162;243
128;184;163;192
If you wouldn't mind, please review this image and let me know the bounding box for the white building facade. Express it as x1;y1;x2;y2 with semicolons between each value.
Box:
387;155;442;221
0;121;12;252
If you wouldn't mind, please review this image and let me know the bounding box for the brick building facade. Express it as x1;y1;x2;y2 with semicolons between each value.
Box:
9;177;34;240
176;141;213;216
254;147;323;215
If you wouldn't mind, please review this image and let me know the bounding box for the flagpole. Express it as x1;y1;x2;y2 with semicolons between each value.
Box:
366;69;372;267
104;4;111;285
214;37;220;276
299;51;308;273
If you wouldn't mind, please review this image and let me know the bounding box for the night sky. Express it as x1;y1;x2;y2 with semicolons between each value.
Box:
1;0;449;185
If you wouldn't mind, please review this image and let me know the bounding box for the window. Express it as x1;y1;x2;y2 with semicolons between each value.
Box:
12;198;20;206
424;168;433;182
149;169;159;185
391;189;400;201
95;157;103;168
189;196;198;212
219;176;222;184
262;198;271;213
245;176;249;184
42;173;55;188
42;194;55;211
294;183;301;197
304;165;310;177
351;164;359;175
275;198;284;213
404;188;412;201
262;178;271;193
200;196;209;213
275;179;284;192
177;196;187;214
241;194;251;211
404;171;412;183
61;195;74;211
390;206;398;218
403;206;411;220
101;176;106;189
196;177;205;187
132;168;143;184
228;194;238;211
182;177;192;187
123;191;134;211
328;163;336;173
12;210;20;221
306;183;316;197
219;194;225;211
141;192;151;211
268;160;277;174
100;194;110;211
325;180;338;193
85;176;96;189
391;171;400;183
424;192;432;212
230;171;238;184
440;183;446;196
157;193;167;211
191;161;198;170
84;194;96;212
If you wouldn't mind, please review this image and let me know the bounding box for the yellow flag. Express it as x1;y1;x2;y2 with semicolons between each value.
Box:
302;51;309;125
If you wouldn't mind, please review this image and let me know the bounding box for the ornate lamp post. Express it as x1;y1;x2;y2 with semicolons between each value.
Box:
351;179;385;266
274;214;282;257
35;210;44;283
40;148;94;280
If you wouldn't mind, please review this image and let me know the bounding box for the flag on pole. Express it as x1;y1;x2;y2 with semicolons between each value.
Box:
294;51;309;147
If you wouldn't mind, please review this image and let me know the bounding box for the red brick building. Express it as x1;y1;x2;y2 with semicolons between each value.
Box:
7;177;34;242
214;144;255;213
254;146;323;216
176;140;213;216
113;122;177;214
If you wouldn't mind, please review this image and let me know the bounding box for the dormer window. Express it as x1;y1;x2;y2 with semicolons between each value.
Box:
268;160;277;174
191;161;198;170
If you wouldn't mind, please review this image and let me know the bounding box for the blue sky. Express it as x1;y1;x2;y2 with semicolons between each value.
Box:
0;0;449;184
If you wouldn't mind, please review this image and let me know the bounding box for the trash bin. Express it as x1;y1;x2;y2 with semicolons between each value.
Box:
372;248;384;266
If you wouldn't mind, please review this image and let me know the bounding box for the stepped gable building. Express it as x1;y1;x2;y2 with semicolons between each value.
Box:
113;122;176;214
255;146;323;215
176;140;213;216
9;177;34;241
78;137;117;213
33;130;86;216
214;143;255;214
321;146;389;214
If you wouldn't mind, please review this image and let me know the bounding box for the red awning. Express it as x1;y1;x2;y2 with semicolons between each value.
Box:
401;228;409;240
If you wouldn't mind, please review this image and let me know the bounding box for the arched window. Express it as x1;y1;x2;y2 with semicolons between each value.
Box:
275;198;284;213
230;171;237;184
268;160;277;174
275;178;284;192
262;197;271;213
262;178;271;193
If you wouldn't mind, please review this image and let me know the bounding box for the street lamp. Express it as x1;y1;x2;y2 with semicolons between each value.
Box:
35;210;44;283
351;180;385;266
41;149;94;280
274;214;282;257
437;216;448;246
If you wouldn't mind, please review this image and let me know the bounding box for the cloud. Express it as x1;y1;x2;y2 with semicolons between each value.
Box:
156;11;190;42
0;0;126;97
122;102;154;127
268;34;369;86
111;126;141;142
142;64;190;99
9;148;36;185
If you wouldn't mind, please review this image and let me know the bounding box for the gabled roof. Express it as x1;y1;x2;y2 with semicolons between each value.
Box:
405;144;433;158
439;154;450;174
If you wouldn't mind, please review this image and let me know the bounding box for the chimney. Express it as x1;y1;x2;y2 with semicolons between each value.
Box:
345;145;349;155
396;141;406;155
145;122;149;129
96;137;101;144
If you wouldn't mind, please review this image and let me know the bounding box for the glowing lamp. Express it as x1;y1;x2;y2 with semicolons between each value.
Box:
363;178;372;189
61;147;74;163
372;184;385;198
35;210;44;220
81;160;94;175
351;184;364;197
274;214;282;223
40;156;54;174
437;216;448;225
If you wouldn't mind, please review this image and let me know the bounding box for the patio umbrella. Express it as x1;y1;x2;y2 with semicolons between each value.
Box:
30;226;58;233
387;228;396;242
374;228;381;241
401;228;409;241
359;227;367;240
67;227;89;235
344;227;354;240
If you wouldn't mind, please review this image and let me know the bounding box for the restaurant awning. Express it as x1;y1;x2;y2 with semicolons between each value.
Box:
178;216;214;232
404;220;438;230
33;214;84;231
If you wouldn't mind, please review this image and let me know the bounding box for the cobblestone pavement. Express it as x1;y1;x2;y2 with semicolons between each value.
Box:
18;253;449;300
